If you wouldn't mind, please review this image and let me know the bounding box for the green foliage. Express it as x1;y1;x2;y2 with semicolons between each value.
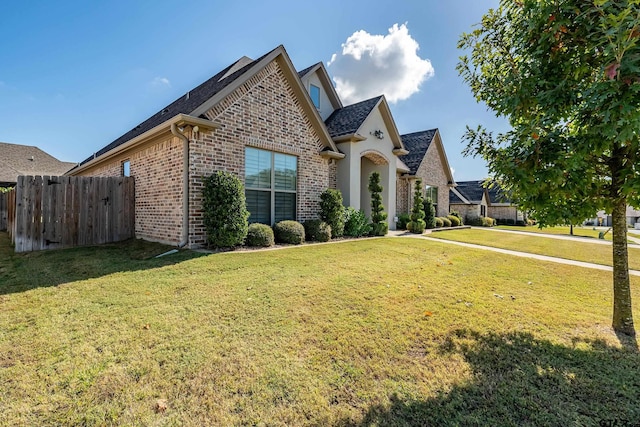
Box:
450;211;463;225
407;179;426;234
202;171;249;248
0;187;13;193
458;0;640;334
245;223;275;247
273;220;305;245
441;217;452;227
396;213;411;230
344;208;371;237
447;215;461;227
368;172;388;236
482;217;496;227
319;189;345;238
303;220;331;242
423;199;437;229
435;217;444;228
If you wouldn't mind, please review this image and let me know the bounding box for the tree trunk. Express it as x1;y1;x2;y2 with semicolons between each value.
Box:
570;224;574;235
611;197;635;336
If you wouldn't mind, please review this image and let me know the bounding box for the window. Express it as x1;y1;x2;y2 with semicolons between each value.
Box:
481;205;487;217
245;147;297;224
122;160;130;177
425;185;438;213
310;84;320;109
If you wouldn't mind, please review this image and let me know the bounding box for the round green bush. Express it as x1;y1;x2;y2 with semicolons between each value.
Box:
435;217;444;228
396;213;411;230
447;215;461;227
245;223;274;247
273;220;305;244
202;171;249;248
303;219;331;242
319;189;345;238
441;217;452;227
344;207;371;237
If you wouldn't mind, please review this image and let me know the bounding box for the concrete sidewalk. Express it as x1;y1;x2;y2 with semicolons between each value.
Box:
467;226;640;247
387;230;640;277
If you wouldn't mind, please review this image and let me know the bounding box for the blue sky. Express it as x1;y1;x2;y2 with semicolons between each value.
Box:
0;0;508;181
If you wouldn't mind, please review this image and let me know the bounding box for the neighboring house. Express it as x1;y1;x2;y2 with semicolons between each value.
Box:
67;45;455;248
0;142;75;187
589;208;640;227
450;180;523;223
398;129;456;217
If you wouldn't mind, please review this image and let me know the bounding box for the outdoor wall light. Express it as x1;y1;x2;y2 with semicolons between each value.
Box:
371;130;384;139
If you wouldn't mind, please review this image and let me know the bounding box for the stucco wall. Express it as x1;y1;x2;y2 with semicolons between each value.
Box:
301;71;335;121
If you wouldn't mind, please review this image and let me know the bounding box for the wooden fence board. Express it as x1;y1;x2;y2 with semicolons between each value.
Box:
6;175;135;252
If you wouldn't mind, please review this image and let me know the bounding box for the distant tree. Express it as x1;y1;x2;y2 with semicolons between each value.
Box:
458;0;640;335
407;179;426;234
368;172;388;236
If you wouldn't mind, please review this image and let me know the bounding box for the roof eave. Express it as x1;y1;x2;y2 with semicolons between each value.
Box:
68;114;220;175
333;133;367;143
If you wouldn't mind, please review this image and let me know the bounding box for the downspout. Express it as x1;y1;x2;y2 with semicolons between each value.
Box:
171;123;190;248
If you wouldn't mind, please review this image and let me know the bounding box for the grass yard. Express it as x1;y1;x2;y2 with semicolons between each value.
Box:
495;225;615;241
1;232;639;426
431;228;640;271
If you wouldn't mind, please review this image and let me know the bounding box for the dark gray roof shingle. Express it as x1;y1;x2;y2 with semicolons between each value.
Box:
451;180;486;204
0;142;75;184
398;129;437;175
79;48;279;166
297;63;320;79
449;190;466;204
324;96;382;138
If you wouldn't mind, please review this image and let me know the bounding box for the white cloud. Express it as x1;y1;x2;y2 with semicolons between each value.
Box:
150;77;171;88
327;23;434;105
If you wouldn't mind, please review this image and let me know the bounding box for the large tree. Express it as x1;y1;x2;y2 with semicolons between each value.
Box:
458;0;640;335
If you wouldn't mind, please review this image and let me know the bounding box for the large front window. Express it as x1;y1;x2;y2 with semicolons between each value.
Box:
245;147;297;224
425;185;438;212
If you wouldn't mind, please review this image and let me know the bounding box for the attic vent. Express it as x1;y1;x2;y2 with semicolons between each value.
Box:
185;91;190;100
29;156;34;161
132;125;142;132
161;108;169;115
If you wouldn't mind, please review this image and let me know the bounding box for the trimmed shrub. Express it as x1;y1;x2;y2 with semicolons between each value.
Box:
506;218;516;226
435;217;444;228
481;217;495;227
303;219;331;242
344;207;371;237
516;219;526;226
245;223;274;247
202;171;249;248
368;172;388;236
319;189;345;238
441;217;452;227
449;210;463;225
407;179;426;234
273;220;305;244
423;200;437;229
447;215;461;227
396;213;411;230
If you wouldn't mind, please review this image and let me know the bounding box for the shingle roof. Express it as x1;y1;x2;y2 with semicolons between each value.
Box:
487;183;512;204
0;142;75;185
449;189;466;204
398;129;437;175
79;48;279;166
451;180;486;204
297;62;320;79
324;96;382;138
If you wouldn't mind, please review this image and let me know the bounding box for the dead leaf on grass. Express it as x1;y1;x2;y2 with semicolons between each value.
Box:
155;399;168;413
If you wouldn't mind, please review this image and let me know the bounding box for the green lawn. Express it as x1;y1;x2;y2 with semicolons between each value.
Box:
431;228;640;271
495;225;614;241
1;233;639;426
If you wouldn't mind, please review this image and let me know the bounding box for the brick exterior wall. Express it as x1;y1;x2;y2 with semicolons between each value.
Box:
76;135;185;245
75;58;331;248
396;176;410;215
451;203;481;223
488;205;520;221
189;59;330;247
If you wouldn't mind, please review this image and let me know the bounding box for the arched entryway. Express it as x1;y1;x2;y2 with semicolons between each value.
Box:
360;150;390;223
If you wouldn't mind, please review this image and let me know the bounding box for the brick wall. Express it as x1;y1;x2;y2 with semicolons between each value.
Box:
190;59;330;247
488;205;520;221
410;144;451;217
76;135;185;245
396;176;409;215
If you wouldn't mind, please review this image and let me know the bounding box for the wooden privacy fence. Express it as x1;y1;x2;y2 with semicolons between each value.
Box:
6;175;135;253
0;188;16;232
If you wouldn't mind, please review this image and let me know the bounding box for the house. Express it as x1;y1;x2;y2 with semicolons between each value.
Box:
0;142;75;187
68;45;455;248
450;180;523;223
588;208;640;227
398;129;456;217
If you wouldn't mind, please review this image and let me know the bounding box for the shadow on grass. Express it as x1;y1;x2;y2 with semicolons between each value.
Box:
0;232;206;295
339;330;640;427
